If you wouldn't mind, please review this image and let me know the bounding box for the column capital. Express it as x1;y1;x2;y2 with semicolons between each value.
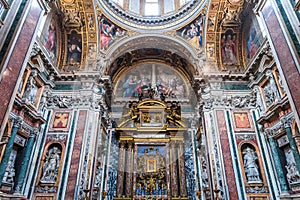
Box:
10;116;23;128
127;141;134;149
280;116;294;129
30;127;39;137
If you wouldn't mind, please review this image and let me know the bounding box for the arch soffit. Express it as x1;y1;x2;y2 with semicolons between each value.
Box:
104;34;201;78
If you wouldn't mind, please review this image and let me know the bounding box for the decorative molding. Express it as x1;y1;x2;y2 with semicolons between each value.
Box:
201;94;256;109
36;185;57;193
245;186;268;193
47;134;67;142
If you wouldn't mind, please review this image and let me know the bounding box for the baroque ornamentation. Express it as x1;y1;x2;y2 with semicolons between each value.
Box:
245;186;268;193
44;92;106;110
36;186;57;193
47;134;67;142
201;94;256;109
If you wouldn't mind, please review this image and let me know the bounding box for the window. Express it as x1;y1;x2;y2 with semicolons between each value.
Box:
112;0;124;7
144;0;159;16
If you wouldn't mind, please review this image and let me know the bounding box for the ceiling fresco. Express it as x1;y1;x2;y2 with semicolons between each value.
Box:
41;0;259;77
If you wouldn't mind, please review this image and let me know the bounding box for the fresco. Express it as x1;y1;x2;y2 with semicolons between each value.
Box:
44;20;57;56
221;29;238;64
245;13;262;61
66;31;82;64
115;63;188;99
177;14;205;50
99;16;126;50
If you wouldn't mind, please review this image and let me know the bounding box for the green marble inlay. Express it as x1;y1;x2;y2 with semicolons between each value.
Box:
221;83;249;90
53;84;82;90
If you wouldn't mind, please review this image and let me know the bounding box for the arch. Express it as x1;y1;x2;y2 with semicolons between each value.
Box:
38;142;65;185
104;34;201;76
238;142;265;184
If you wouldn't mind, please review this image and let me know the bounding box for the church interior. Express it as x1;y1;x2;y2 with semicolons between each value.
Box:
0;0;299;199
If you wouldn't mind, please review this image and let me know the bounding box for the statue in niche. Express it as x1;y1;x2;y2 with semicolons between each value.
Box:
23;75;38;105
2;153;16;185
264;83;276;107
243;147;261;183
40;146;61;183
285;149;300;184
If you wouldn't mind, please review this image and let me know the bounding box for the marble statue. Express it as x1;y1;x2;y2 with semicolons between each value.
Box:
243;147;261;182
2;153;16;185
23;76;38;104
285;149;300;184
41;146;61;183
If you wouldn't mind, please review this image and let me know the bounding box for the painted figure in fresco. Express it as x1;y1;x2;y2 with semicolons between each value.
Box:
122;75;138;97
221;34;237;63
100;18;115;50
243;147;261;182
45;21;56;55
67;34;82;64
41;146;61;182
247;23;260;59
180;15;204;50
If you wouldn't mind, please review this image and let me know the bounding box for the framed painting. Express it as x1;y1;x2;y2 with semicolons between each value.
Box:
49;110;72;132
147;158;157;172
232;110;254;132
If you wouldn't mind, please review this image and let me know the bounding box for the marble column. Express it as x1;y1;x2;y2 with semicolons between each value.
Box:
116;141;126;197
178;141;187;197
14;128;37;193
269;136;289;192
0;116;22;185
282;118;300;173
125;141;133;197
170;141;178;197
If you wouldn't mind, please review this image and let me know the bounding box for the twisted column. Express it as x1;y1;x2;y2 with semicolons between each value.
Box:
117;141;126;197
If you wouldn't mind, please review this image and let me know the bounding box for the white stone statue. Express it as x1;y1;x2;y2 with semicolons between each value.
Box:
23;76;38;104
3;153;16;185
41;146;61;183
243;147;261;182
285;149;300;184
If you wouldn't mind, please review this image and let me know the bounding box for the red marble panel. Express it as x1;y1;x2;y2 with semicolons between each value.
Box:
216;110;239;199
262;2;300;118
65;110;87;200
0;1;43;128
